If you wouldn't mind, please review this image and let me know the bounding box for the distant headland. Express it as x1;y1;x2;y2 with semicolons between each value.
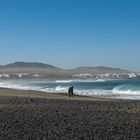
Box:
0;62;139;79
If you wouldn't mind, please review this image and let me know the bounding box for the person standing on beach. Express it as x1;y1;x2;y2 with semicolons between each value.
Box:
71;86;74;95
68;86;74;97
68;87;71;97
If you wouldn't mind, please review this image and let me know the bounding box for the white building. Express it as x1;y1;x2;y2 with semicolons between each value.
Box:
33;74;40;78
128;73;137;78
3;74;10;78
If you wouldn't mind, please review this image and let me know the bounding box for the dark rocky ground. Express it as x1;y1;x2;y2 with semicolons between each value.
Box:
0;96;140;140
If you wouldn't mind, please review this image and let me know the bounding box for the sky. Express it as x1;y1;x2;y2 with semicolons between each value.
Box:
0;0;140;71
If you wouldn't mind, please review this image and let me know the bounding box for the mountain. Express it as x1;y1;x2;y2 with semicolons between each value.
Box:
4;62;60;69
74;66;129;74
0;62;61;75
0;62;132;78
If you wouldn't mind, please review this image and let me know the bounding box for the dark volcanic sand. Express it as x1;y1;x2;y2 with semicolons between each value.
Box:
0;90;140;139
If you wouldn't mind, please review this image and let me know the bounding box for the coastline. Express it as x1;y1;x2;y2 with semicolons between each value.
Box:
0;88;140;139
0;87;135;102
0;87;108;101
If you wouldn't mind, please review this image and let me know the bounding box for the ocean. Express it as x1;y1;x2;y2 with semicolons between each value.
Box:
0;79;140;100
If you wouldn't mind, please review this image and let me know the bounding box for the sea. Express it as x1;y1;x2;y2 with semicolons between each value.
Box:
0;79;140;100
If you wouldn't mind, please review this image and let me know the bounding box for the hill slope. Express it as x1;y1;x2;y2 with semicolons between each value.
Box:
0;62;132;78
73;66;129;74
4;62;60;69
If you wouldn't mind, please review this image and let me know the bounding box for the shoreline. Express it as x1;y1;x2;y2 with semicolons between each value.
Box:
0;87;111;101
1;79;140;101
0;87;137;102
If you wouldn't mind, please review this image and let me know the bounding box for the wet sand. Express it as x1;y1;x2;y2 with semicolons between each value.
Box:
0;88;140;140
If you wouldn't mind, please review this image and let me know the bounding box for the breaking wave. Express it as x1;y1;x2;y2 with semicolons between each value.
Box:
111;85;140;95
0;81;41;91
55;80;73;83
0;80;140;100
0;81;69;93
55;79;106;83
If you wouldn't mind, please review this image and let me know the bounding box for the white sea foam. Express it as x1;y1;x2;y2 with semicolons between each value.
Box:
112;89;140;95
0;81;68;93
33;86;69;93
55;80;73;83
1;80;140;100
111;85;140;95
55;86;69;91
0;81;109;96
74;79;106;82
96;79;106;82
55;79;106;83
0;81;41;91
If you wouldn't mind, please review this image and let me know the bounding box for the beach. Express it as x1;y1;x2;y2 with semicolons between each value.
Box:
0;88;140;139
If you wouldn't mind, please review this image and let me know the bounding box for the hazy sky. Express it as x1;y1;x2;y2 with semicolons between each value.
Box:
0;0;140;71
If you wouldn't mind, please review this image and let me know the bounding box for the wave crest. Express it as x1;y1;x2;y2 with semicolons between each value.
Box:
112;85;140;95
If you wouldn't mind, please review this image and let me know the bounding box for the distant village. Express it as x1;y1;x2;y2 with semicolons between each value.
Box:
72;73;140;79
0;62;139;80
0;73;48;79
0;72;140;80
